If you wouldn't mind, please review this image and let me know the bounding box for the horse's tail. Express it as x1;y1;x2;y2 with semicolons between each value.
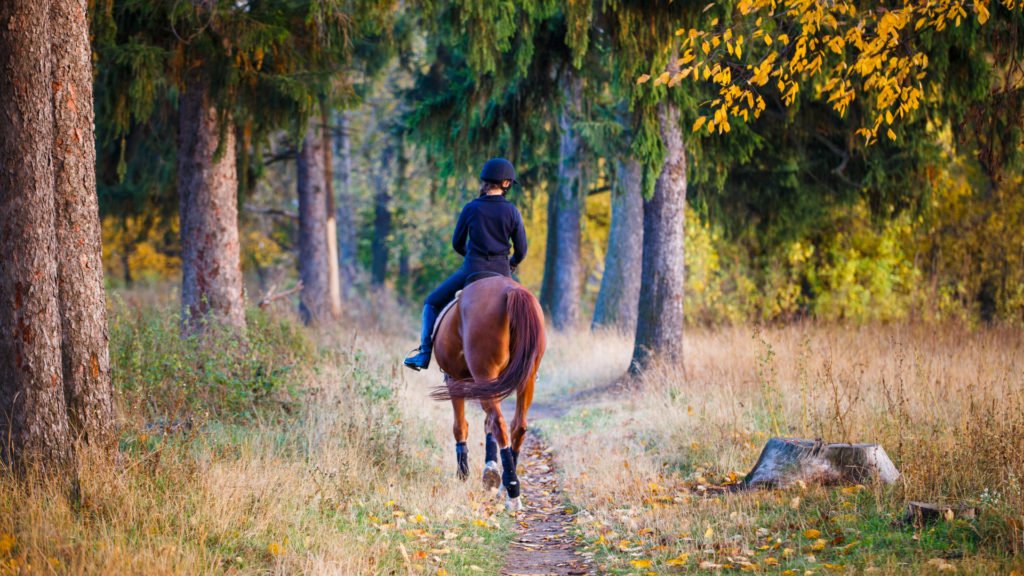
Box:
432;287;542;401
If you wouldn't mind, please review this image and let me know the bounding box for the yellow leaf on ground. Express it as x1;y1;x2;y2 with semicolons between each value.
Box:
630;559;653;568
666;553;689;566
704;526;714;539
0;534;14;555
803;529;821;539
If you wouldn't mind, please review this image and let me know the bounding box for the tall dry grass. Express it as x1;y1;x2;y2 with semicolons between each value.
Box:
539;323;1024;573
0;290;513;575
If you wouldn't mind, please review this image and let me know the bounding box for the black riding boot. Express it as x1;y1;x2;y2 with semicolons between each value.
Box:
404;304;439;371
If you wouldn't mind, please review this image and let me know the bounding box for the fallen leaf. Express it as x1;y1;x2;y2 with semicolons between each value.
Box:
666;553;689;566
803;529;821;539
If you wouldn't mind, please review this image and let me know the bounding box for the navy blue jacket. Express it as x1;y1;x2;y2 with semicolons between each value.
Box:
452;195;528;267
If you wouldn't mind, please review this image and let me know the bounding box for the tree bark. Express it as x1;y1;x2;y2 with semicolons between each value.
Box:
0;0;75;471
631;102;686;372
592;156;643;333
334;110;358;297
541;74;585;330
50;0;114;444
742;438;900;489
297;117;331;324
371;137;395;287
539;185;559;313
177;77;246;334
322;110;342;319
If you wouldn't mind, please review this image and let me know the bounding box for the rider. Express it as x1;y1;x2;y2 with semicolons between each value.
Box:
404;157;528;371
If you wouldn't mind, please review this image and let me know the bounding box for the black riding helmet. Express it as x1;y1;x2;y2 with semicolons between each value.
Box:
480;157;517;189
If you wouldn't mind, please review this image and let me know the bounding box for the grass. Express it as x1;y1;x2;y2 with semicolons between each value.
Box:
0;289;515;575
5;287;1024;574
536;324;1024;575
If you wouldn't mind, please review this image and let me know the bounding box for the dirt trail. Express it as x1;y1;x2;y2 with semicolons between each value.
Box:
500;405;593;576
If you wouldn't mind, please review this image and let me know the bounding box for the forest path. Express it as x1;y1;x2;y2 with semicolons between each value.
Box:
499;428;592;576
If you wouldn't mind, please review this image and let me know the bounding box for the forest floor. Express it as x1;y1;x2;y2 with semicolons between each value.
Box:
530;325;1024;575
3;289;1024;575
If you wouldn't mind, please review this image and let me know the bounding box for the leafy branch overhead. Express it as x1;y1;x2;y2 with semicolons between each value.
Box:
639;0;1024;143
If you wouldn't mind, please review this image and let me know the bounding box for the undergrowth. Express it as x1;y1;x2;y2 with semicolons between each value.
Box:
538;325;1024;575
0;292;515;574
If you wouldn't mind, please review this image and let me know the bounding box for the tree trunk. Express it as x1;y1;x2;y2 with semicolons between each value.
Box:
334;110;358;297
297;117;332;324
592;156;643;333
542;75;585;330
50;0;114;444
0;0;75;471
539;185;559;313
631;101;686;372
322;110;342;319
177;77;246;334
371;138;395;287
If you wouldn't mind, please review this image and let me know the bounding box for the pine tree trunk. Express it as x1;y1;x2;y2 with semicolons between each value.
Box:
539;187;559;313
0;0;75;471
297;118;331;324
178;77;246;334
50;0;114;444
592;156;643;333
335;110;358;297
322;110;342;319
371;139;394;287
542;75;585;330
632;102;686;372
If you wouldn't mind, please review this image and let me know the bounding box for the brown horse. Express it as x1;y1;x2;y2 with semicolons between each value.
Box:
431;275;546;511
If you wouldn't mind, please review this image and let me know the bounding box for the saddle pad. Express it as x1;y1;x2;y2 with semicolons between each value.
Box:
432;290;462;341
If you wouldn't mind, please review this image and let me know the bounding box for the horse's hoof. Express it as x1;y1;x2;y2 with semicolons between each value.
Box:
505;495;523;513
482;461;501;491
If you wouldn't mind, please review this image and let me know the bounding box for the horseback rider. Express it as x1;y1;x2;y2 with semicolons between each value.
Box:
404;158;528;371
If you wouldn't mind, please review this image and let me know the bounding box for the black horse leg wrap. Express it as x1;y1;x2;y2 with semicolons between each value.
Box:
500;447;520;498
456;442;469;478
511;449;519;469
485;433;498;463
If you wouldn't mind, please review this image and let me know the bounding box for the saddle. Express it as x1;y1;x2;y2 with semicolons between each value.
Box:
432;290;461;341
431;271;505;341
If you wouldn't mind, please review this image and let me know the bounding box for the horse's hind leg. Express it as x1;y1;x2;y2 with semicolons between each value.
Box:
509;369;537;470
481;398;522;512
451;396;469;481
481;406;501;490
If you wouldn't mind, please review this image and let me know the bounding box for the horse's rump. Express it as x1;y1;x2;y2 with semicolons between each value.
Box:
432;277;544;401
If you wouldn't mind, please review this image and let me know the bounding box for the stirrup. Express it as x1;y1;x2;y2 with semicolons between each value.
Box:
404;347;430;371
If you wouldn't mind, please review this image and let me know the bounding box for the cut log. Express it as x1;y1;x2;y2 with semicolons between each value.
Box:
741;438;900;489
903;502;976;527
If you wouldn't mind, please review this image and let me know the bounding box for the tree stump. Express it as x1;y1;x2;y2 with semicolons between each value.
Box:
741;438;900;489
903;501;976;527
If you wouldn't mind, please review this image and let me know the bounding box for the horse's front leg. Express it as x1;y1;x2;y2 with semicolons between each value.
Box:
451;395;469;481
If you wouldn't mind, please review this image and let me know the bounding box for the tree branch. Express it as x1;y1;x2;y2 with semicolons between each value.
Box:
263;149;297;166
258;281;304;309
244;203;297;220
